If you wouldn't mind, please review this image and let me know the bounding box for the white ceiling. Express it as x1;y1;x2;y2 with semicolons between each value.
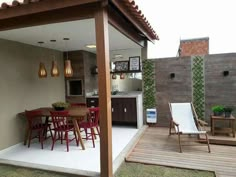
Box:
0;18;140;53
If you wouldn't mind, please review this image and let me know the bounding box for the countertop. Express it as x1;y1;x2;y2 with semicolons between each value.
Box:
86;91;142;98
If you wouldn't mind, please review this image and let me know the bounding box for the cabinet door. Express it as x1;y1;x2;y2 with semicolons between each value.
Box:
86;98;99;107
111;98;124;122
111;98;137;124
123;98;137;123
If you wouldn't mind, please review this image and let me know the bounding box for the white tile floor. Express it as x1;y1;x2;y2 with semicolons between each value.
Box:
0;126;138;176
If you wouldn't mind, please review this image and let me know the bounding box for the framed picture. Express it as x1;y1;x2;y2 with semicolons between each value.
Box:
129;56;141;71
114;61;129;72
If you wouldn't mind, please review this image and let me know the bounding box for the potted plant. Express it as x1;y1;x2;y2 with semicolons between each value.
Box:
211;105;224;116
223;106;234;117
52;101;69;111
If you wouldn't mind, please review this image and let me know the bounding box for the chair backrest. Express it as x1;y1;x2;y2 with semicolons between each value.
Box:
50;111;70;130
71;103;87;107
88;107;99;126
169;103;199;133
25;110;43;128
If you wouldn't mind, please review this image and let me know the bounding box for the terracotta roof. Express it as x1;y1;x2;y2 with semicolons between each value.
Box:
119;0;159;40
1;0;37;9
0;0;158;41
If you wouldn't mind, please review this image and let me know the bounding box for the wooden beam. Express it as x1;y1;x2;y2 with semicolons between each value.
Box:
141;40;148;125
0;4;98;31
95;4;113;177
0;0;100;20
108;6;145;47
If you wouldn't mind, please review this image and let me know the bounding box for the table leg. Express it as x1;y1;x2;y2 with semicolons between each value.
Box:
212;118;215;136
232;120;235;138
43;116;49;139
72;119;85;150
24;126;29;145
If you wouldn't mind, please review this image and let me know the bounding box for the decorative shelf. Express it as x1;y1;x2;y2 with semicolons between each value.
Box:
110;70;142;74
91;69;142;75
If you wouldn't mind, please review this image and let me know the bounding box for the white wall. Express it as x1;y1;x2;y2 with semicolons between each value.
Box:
0;39;65;150
110;48;142;91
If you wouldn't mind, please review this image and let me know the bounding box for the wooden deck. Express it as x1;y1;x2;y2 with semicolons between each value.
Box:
126;127;236;177
203;127;236;146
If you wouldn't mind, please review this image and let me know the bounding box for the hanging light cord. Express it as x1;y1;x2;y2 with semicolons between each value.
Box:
63;38;70;59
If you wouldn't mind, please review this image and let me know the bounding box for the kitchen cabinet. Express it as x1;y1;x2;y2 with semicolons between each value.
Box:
112;98;137;124
86;98;99;107
86;92;143;128
87;98;137;124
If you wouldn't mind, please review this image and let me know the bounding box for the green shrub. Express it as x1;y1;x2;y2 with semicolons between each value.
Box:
52;101;69;108
211;105;224;113
223;106;234;112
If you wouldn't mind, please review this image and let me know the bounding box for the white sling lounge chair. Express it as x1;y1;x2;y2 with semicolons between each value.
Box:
169;102;211;153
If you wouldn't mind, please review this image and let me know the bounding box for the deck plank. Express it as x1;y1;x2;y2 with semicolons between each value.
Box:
126;127;236;177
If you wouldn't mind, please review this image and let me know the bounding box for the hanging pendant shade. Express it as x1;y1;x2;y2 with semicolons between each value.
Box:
112;74;117;79
63;38;73;77
38;62;47;78
51;60;59;77
120;73;125;79
64;59;73;77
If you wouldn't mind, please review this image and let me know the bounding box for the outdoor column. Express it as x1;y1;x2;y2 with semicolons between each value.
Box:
95;4;113;177
141;40;148;125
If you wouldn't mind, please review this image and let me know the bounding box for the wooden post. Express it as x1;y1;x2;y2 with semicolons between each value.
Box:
95;4;113;177
141;40;148;125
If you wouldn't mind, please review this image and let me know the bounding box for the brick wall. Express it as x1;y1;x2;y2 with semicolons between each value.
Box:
154;53;236;126
179;37;209;57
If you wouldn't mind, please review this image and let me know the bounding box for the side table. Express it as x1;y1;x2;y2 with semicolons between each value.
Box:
210;115;235;137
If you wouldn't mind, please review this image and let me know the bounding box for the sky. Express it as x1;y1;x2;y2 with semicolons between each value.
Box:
1;0;236;59
135;0;236;59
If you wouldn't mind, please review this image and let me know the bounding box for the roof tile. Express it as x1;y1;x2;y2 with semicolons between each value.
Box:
121;0;159;40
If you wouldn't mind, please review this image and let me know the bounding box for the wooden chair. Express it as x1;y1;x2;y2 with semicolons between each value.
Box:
25;110;52;149
169;102;211;153
79;107;100;148
50;111;79;152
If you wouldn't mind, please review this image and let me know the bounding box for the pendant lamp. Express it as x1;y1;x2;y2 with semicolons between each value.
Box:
64;60;73;77
112;74;117;79
120;73;125;79
38;62;47;78
38;41;47;78
63;38;73;77
51;60;59;77
50;40;60;77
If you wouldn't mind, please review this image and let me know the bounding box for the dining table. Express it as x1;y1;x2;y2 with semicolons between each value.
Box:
21;106;89;150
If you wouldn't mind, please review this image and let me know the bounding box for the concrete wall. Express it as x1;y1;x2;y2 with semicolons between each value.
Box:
205;53;236;119
0;39;65;150
155;56;192;126
83;51;98;94
65;50;97;103
155;53;236;126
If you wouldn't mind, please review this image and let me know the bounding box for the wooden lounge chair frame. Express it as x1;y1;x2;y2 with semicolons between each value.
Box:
169;102;211;153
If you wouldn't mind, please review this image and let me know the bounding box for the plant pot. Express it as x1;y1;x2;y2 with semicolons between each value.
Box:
213;112;223;116
54;107;65;111
224;111;232;118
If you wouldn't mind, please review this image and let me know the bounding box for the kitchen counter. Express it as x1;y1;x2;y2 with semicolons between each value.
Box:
86;91;142;98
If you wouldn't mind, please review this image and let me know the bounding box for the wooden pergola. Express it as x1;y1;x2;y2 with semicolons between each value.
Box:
0;0;158;176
